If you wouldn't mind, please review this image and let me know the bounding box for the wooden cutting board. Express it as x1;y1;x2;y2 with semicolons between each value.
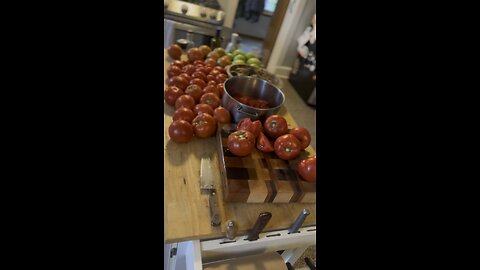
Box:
216;124;316;203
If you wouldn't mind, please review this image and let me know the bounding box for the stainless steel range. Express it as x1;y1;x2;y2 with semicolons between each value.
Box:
164;0;226;48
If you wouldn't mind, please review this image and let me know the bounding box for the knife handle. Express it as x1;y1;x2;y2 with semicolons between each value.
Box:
245;212;272;241
288;209;310;234
209;190;221;227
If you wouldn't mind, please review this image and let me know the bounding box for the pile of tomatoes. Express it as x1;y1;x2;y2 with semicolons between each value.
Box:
227;115;316;182
165;47;233;144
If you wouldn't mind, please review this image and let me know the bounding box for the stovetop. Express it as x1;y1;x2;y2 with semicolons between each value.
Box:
164;0;224;26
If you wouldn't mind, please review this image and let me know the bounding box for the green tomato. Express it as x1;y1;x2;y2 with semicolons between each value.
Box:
232;59;246;65
233;54;246;61
246;57;261;65
214;47;226;57
245;52;256;59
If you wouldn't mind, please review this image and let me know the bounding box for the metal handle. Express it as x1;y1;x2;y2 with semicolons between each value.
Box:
236;105;258;118
245;212;272;241
209;190;221;227
288;209;310;233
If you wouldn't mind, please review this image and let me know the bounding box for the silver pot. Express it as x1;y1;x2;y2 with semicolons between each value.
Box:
222;76;285;123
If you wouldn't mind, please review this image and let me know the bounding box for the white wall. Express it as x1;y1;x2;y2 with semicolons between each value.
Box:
217;0;239;29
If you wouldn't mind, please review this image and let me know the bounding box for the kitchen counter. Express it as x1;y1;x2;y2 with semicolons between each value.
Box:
163;50;316;243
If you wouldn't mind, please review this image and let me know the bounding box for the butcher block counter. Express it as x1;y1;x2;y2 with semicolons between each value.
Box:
163;50;316;243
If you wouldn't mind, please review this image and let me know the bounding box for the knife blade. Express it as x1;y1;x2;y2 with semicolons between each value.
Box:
200;156;221;227
245;212;272;241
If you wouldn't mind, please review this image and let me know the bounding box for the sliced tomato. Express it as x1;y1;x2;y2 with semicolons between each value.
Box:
237;118;262;138
256;132;274;153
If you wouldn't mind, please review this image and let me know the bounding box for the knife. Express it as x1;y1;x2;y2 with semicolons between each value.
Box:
245;212;272;241
200;156;221;227
288;209;310;234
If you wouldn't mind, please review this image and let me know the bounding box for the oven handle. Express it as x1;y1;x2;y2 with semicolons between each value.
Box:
165;19;216;37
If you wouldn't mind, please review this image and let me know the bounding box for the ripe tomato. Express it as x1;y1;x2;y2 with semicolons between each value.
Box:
237;118;262;138
202;85;220;97
215;73;228;83
193;60;204;66
247;99;261;108
264;115;288;138
256;132;274;153
200;92;221;109
182;64;196;76
216;83;224;98
189;78;207;89
206;74;216;82
179;73;192;83
168;76;189;91
213;66;225;73
191;71;207;82
289;127;311;150
167;65;182;78
171;60;184;69
213;106;231;124
184;84;203;103
204;58;217;67
193;104;214;116
235;95;252;105
297;156;316;182
169;120;194;143
209;69;221;76
192;113;217;138
204;66;214;74
196;66;207;75
173;107;195;123
227;130;255;157
175;95;196;110
257;99;270;109
274;134;301;160
164;86;184;106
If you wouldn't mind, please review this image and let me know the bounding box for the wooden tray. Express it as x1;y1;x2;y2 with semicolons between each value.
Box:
216;124;316;203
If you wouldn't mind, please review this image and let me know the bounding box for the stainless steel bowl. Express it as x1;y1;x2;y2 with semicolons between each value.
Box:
222;76;285;123
226;64;280;87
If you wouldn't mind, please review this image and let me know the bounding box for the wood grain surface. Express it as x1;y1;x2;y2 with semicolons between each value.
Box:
164;50;316;243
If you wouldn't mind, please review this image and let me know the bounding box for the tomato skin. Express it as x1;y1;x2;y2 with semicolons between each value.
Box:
184;84;203;103
171;60;184;69
206;74;216;82
175;95;196;110
189;78;207;89
164;86;184;106
192;113;217;138
227;130;255;157
216;83;224;98
200;93;221;109
297;156;316;182
193;104;214;116
204;58;217;67
204;66;214;74
169;120;194;143
213;106;231;123
182;64;196;76
274;134;302;160
289;127;311;150
213;66;225;73
179;73;192;83
191;71;207;82
215;73;228;83
264;115;289;138
235;96;252;105
168;76;189;91
173;107;195;123
256;132;274;153
202;85;220;97
167;65;182;78
209;69;221;76
193;60;204;66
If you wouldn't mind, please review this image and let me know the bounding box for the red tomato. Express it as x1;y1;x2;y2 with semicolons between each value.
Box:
207;80;217;86
173;107;195;123
191;71;207;82
216;83;224;98
215;73;228;83
274;134;302;160
179;73;192;83
257;99;270;109
204;58;217;67
213;106;231;124
202;85;220;97
206;74;216;82
171;60;184;68
204;66;214;74
297;156;316;182
235;96;252;105
168;76;189;91
213;66;225;73
227;130;255;157
200;93;221;109
193;104;214;116
182;64;196;75
164;86;184;106
193;60;204;66
192;113;217;138
175;95;196;110
237;118;262;138
184;84;203;103
169;120;194;143
167;65;182;78
256;132;274;153
209;69;221;76
264;115;288;138
181;60;189;66
247;99;261;108
289;127;311;149
189;78;207;89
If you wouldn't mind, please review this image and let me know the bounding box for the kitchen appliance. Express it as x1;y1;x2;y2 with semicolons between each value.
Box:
222;77;285;123
164;0;226;48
